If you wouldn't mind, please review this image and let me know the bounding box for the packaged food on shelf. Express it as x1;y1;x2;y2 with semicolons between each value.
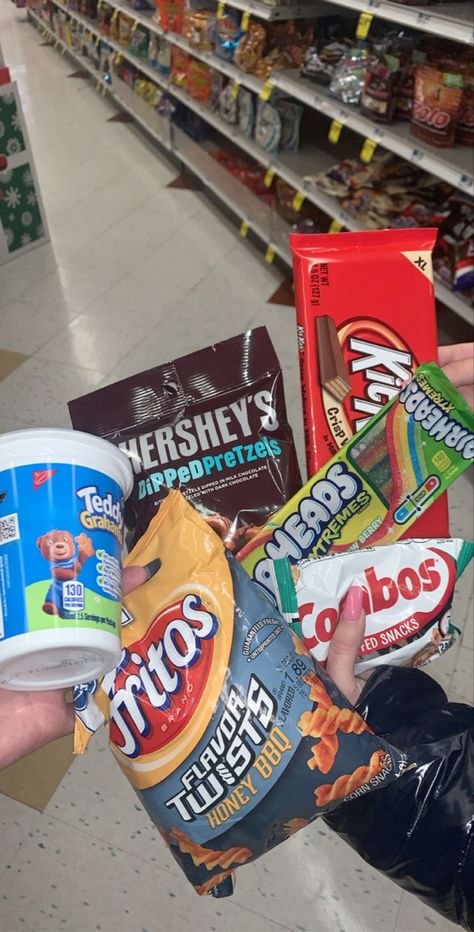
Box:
330;46;371;105
360;52;402;124
186;58;213;103
276;97;303;150
219;82;238;123
154;0;185;33
456;66;474;146
411;62;464;148
172;101;211;140
255;98;281;153
434;194;474;293
238;86;255;136
215;10;242;62
183;10;216;52
129;25;149;59
302;41;349;86
234;21;267;73
170;45;191;87
118;11;134;45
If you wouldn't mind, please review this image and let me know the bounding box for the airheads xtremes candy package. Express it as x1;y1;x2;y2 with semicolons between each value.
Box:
238;363;474;595
291;227;449;539
74;492;407;898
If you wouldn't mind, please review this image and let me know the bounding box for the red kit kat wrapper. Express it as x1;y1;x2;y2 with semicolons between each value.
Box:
290;228;449;538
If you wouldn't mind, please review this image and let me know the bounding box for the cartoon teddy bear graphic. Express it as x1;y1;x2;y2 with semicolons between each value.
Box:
37;530;95;617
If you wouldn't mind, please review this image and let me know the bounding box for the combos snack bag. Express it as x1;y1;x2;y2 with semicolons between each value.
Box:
290;227;448;539
74;492;406;897
267;538;474;672
68;328;301;553
239;363;474;591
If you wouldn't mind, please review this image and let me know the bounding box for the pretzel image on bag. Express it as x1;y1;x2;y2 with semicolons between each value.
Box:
74;491;406;897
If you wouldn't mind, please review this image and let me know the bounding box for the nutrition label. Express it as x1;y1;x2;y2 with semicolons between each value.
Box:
96;549;121;600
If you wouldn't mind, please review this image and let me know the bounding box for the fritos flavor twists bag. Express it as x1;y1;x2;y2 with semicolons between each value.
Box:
74;491;406;897
68;327;301;553
290;227;449;539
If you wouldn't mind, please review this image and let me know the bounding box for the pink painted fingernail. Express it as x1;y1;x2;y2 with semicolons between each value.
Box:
343;586;363;621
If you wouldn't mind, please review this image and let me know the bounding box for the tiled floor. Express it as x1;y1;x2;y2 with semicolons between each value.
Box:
0;5;473;932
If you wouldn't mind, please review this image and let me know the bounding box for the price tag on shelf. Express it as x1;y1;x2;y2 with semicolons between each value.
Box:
240;220;249;237
328;119;343;144
360;137;377;163
241;11;250;30
292;191;305;212
114;53;122;64
265;244;276;264
95;34;101;46
231;80;239;99
111;8;119;22
131;20;139;32
329;219;343;233
264;166;275;188
260;80;273;101
95;79;101;92
217;1;225;18
356;12;373;38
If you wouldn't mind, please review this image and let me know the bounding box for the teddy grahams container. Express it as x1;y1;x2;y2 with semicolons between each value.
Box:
0;429;133;690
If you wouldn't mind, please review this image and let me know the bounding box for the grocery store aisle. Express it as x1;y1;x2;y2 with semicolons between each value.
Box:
0;5;473;932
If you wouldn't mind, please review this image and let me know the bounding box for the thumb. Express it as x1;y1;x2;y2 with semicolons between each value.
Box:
122;559;161;596
326;586;365;704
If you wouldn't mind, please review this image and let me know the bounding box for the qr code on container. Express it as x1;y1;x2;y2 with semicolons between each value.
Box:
0;513;20;545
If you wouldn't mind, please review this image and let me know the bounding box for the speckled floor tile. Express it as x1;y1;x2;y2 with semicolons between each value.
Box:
44;729;180;877
0;357;106;428
0;814;293;932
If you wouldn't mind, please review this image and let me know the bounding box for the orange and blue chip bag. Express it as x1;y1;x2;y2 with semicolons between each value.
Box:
74;490;407;896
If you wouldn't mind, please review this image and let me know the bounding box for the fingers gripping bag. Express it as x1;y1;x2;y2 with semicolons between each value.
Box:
74;491;407;897
68;327;301;555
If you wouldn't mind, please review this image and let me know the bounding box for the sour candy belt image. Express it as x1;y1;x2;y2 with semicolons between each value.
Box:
267;538;473;672
238;363;474;595
291;227;449;539
73;491;405;898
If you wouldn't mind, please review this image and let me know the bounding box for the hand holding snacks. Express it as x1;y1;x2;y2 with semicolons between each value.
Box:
74;491;406;897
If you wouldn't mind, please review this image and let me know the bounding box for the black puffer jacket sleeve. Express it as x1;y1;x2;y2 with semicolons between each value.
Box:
323;666;474;930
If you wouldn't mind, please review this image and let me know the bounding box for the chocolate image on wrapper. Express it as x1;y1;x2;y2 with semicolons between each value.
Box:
68;328;301;551
316;315;351;403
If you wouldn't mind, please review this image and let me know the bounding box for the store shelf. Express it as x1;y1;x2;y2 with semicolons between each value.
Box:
272;70;474;195
434;279;473;324
49;0;474;195
216;0;322;20
28;8;473;321
320;0;474;46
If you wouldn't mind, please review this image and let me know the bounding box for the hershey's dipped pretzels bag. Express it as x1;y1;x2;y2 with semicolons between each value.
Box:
68;327;301;551
74;491;407;898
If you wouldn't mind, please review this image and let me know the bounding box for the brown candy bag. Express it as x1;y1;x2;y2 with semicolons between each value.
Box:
68;327;301;551
411;63;464;148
